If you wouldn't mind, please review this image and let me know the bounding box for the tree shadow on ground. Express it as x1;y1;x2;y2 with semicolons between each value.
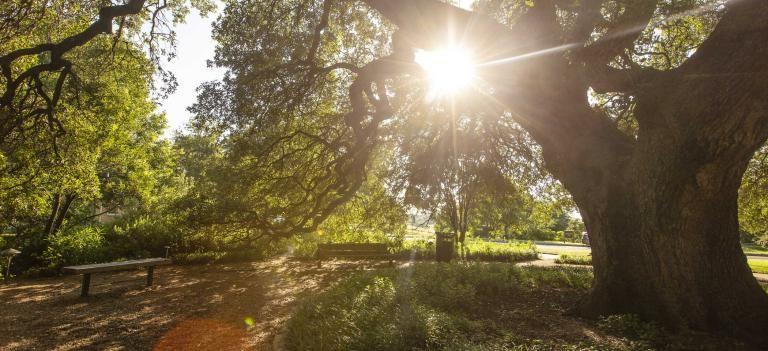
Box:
0;257;392;350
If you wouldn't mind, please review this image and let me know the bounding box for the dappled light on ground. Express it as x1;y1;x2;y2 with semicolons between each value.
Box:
153;318;245;351
0;257;395;350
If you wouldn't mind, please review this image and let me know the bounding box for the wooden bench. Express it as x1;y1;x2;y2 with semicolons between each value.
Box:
62;258;171;297
316;243;395;267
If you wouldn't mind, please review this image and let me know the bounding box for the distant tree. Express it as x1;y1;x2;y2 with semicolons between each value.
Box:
0;5;185;267
398;115;522;245
739;143;768;246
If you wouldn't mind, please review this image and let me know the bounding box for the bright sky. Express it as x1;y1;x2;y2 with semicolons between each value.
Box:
160;1;475;137
459;0;474;9
159;5;225;137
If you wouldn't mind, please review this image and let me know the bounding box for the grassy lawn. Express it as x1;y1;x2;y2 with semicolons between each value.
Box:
551;255;768;274
404;228;434;241
535;240;588;247
536;246;591;255
285;263;753;350
396;239;537;263
556;254;593;265
749;260;768;274
743;243;768;256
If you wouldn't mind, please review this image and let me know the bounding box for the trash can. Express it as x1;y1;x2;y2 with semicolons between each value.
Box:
435;232;454;262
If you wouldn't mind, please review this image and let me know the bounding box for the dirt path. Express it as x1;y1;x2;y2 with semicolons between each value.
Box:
0;257;386;351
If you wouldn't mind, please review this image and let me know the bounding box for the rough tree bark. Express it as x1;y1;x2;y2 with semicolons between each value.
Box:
363;0;768;345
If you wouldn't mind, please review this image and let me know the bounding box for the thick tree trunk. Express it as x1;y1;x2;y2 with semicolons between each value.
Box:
565;151;768;345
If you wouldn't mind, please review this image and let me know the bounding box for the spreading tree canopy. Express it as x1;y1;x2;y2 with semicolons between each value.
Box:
197;0;768;344
2;0;768;346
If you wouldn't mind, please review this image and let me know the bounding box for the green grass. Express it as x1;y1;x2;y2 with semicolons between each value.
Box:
533;245;591;256
395;239;537;263
285;263;595;351
463;239;537;262
748;259;768;274
743;243;768;256
549;255;766;275
535;240;587;247
404;228;434;241
555;254;593;265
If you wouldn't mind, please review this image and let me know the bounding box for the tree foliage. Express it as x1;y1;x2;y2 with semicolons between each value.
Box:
740;143;768;246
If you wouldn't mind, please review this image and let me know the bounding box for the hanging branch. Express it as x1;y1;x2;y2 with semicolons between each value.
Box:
0;0;147;143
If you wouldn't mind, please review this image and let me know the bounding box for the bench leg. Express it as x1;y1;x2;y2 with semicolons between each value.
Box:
81;273;91;297
146;266;155;287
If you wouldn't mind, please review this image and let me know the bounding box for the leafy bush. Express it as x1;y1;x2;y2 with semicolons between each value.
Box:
106;215;184;259
170;251;223;265
44;225;108;266
286;264;594;350
515;227;559;241
173;245;286;265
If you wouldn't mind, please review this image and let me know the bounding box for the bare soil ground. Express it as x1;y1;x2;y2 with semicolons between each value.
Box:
0;257;387;351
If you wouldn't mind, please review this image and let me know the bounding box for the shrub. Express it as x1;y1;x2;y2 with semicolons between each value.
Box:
173;245;282;265
172;251;223;265
107;215;183;259
44;225;108;267
516;227;559;241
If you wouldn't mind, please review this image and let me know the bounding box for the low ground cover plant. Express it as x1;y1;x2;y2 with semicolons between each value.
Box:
555;254;593;266
394;239;537;263
285;263;757;351
286;263;605;350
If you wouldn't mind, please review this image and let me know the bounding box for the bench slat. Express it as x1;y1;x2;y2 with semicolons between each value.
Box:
62;258;171;274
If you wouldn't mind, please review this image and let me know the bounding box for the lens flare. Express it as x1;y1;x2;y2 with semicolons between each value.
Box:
415;47;476;100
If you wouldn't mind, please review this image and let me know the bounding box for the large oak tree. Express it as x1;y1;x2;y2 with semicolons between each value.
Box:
354;0;768;344
4;0;767;345
194;0;768;344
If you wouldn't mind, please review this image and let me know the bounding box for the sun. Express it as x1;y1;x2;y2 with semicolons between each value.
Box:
415;47;476;100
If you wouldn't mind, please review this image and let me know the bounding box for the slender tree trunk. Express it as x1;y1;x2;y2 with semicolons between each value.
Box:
458;229;466;245
45;193;76;237
44;194;61;236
